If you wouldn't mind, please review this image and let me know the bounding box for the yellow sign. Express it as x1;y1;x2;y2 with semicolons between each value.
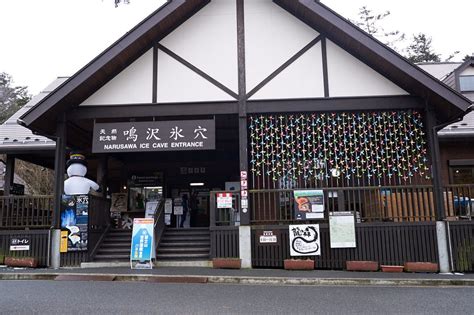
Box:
60;231;68;253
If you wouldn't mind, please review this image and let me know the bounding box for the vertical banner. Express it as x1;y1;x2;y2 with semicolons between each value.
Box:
289;224;320;257
329;212;356;248
294;190;325;220
130;218;154;269
60;195;89;252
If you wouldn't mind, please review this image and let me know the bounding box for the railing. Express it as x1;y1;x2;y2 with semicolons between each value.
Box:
0;195;53;229
154;199;166;251
249;185;474;224
210;191;241;227
0;229;51;267
88;195;111;261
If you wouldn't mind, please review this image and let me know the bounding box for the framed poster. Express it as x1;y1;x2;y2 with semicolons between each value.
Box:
289;224;320;256
329;212;356;248
110;193;128;212
294;190;325;220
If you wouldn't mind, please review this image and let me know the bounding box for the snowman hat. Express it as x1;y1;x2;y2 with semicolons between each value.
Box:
66;152;87;168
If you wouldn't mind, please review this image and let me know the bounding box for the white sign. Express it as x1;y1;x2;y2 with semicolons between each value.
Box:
259;231;277;244
10;245;30;251
241;198;248;208
329;212;356;248
217;193;233;208
164;199;173;214
173;197;183;215
289;224;320;257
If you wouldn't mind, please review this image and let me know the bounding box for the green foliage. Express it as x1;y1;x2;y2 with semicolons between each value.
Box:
114;0;130;7
406;33;442;63
0;72;30;124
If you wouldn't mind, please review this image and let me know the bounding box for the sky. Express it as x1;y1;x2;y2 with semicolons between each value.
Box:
0;0;473;95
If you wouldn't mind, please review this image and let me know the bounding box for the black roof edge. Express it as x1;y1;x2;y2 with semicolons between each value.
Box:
455;56;474;76
279;0;472;110
19;0;185;127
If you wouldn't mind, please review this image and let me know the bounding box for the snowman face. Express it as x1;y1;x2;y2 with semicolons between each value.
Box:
67;164;87;177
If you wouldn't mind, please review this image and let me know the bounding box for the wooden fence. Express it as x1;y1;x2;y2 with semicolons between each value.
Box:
251;222;439;269
0;195;53;229
249;185;474;224
0;230;50;267
449;221;474;272
210;226;239;259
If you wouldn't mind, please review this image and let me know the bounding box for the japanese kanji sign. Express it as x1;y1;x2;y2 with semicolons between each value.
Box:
92;119;215;153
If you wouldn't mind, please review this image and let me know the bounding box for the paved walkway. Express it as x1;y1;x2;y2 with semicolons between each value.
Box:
1;266;473;286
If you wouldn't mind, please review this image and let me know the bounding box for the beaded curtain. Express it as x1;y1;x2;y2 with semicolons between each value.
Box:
249;111;430;188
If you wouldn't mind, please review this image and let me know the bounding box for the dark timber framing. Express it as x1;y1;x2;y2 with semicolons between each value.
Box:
152;45;158;103
321;37;330;98
237;0;249;225
3;155;15;196
157;43;239;100
246;35;322;99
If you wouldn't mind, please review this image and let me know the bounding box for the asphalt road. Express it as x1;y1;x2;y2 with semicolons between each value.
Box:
0;281;472;314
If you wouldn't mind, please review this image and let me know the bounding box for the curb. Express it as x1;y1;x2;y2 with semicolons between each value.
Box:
1;273;474;287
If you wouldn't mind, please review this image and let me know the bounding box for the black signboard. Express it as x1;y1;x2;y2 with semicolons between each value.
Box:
10;236;30;251
92;119;215;153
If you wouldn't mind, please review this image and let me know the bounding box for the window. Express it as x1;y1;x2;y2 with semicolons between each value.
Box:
451;167;474;184
459;75;474;92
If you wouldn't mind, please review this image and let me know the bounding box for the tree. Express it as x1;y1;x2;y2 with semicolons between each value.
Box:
0;72;30;124
114;0;130;7
405;33;441;63
352;6;405;49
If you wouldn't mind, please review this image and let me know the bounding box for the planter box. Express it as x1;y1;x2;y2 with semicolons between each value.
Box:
212;258;241;269
404;262;438;273
380;265;404;273
4;257;38;268
284;259;315;270
346;261;379;272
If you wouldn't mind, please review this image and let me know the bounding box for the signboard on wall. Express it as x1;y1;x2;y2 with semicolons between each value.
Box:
217;193;233;209
60;195;89;252
329;212;356;248
9;237;30;251
294;190;325;220
289;224;320;257
92;119;215;153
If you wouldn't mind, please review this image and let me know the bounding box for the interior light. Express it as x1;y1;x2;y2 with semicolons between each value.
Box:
123;186;127;190
190;183;205;187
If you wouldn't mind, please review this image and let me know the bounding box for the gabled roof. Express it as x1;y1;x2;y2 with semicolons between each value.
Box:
21;0;471;135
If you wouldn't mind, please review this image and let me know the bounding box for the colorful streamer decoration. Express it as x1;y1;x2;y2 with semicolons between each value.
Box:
249;111;430;186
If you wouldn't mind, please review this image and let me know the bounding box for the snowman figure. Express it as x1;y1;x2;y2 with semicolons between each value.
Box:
64;153;100;195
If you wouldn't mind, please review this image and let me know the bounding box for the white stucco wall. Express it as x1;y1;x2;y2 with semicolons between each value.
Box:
159;0;238;93
326;40;408;97
250;43;325;100
81;49;153;106
245;0;319;92
460;66;474;76
156;49;234;103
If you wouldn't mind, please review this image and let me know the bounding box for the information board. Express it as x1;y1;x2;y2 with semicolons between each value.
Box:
289;224;321;257
329;212;356;248
294;190;325;220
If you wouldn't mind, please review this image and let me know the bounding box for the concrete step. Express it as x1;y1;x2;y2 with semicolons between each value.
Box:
103;237;132;242
94;254;130;260
166;228;209;232
100;243;131;248
97;248;130;254
163;231;210;236
158;247;209;253
161;236;210;242
156;253;210;260
159;241;210;247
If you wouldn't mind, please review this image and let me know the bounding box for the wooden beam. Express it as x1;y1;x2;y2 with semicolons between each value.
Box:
53;114;67;229
3;155;15;196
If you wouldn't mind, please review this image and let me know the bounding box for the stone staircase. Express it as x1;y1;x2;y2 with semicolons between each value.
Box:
157;227;210;261
94;229;132;262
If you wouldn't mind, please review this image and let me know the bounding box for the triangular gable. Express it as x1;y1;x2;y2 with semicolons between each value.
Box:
20;0;471;135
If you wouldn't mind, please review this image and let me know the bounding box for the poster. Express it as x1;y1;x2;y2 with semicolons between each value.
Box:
130;218;154;269
60;195;88;252
173;197;183;215
217;193;233;209
164;199;173;214
294;190;325;220
9;237;30;251
329;212;356;248
289;224;320;256
145;201;159;218
110;193;128;212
